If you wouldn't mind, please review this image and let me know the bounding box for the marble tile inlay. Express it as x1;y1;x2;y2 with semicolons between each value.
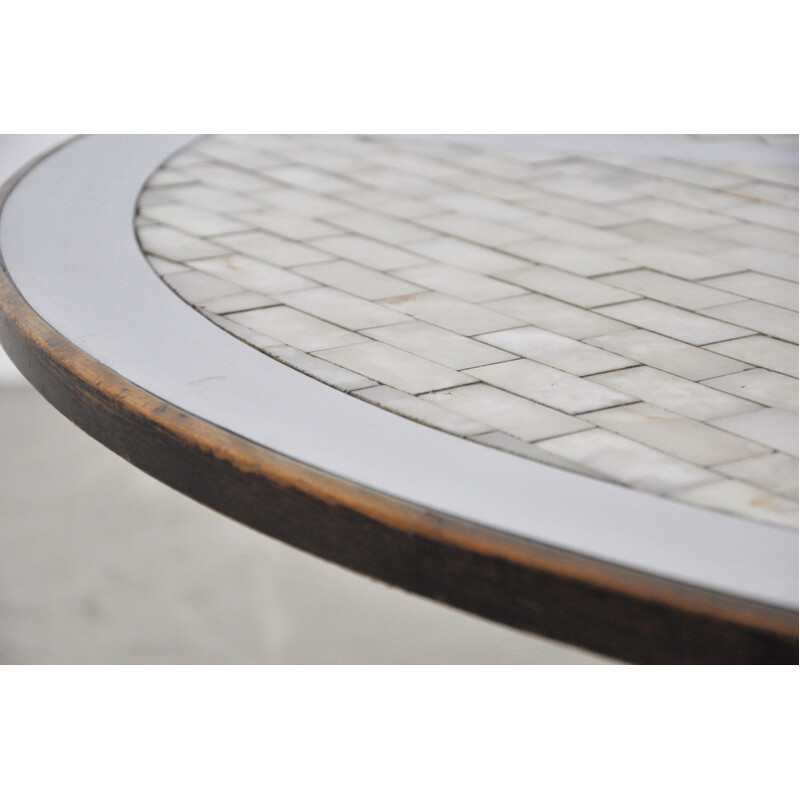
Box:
134;134;799;529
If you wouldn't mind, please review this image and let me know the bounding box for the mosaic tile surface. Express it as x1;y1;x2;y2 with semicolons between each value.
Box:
134;135;799;529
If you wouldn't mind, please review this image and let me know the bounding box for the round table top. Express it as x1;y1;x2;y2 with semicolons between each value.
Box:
1;134;797;663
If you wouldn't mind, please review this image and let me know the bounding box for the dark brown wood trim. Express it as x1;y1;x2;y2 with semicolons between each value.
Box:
1;149;797;664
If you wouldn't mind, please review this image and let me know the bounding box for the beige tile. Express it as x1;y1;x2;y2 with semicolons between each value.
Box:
315;341;473;395
422;383;591;441
379;292;524;336
589;366;759;421
466;359;635;414
477;327;635;376
363;321;515;369
581;403;770;466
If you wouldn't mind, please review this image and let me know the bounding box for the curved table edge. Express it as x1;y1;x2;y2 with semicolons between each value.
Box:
0;146;797;665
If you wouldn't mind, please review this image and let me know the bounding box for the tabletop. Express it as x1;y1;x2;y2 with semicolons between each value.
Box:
0;134;797;663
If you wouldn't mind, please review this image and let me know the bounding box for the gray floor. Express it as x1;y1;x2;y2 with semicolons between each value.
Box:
0;385;611;664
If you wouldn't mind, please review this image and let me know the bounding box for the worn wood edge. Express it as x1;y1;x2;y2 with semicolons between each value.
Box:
0;147;797;664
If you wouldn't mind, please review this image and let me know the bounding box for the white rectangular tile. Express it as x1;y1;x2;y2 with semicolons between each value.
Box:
709;408;799;456
706;335;799;378
264;345;376;392
674;480;797;528
363;321;515;369
702;272;798;311
701;369;797;413
255;188;355;217
614;197;733;230
406;237;530;275
485;294;631;340
428;192;529;221
310;235;427;271
477;327;635;376
187;254;316;294
337;188;439;218
711;225;798;257
712;247;798;281
581;402;770;466
138;225;230;262
293;260;418;300
519;186;643;227
266;164;356;194
537;428;716;494
392;264;526;303
599;269;738;310
232;208;338;240
415;213;530;247
598;300;751;345
201;291;276;314
213;231;329;267
277;286;410;330
165;184;263;214
715;453;798;500
634;159;743;189
466;359;635;414
315;341;473;394
585;329;747;381
468;431;610;480
422;383;591;441
725;201;798;233
499;265;639;308
379;292;524;336
504;239;635;276
613;242;737;280
589;366;759;420
700;300;799;344
536;175;640;204
227;306;365;351
163;270;243;306
614;221;730;256
354;385;491;437
323;208;431;245
183;162;275;194
507;217;634;250
355;168;443;197
140;203;249;237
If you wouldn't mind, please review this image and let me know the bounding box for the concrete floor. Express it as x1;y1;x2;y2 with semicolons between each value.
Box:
0;385;611;664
